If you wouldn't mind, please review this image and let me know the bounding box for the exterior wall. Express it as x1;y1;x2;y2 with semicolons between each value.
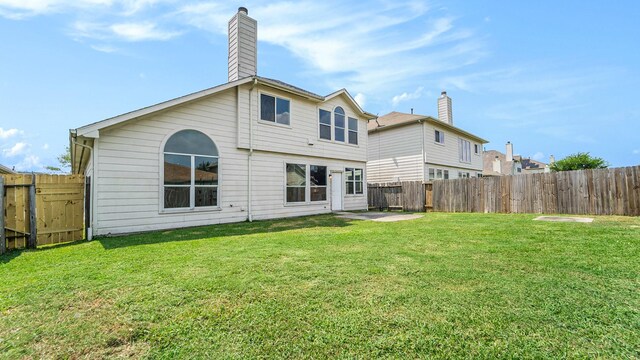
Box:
367;124;424;182
422;121;483;175
425;163;484;180
91;87;366;236
237;84;368;162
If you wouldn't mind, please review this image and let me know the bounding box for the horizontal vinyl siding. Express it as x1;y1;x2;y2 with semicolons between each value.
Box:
93;87;367;235
237;84;368;162
367;124;423;182
423;122;483;172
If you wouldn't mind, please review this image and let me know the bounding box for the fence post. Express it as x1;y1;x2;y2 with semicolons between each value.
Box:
28;173;37;249
1;176;5;255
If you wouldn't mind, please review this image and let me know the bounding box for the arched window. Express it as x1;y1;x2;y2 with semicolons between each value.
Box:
334;106;345;142
163;130;219;209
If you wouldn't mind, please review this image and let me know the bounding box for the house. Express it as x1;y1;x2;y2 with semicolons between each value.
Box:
367;91;488;182
0;164;16;174
483;141;550;176
69;7;376;238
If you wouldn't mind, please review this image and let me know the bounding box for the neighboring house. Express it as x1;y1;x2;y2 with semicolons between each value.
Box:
367;91;488;182
70;7;375;238
0;164;16;174
483;141;550;176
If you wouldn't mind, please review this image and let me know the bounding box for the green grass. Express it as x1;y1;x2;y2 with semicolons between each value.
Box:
1;213;639;359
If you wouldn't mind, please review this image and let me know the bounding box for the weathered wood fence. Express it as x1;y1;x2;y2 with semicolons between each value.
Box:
368;166;640;216
1;174;85;254
367;181;425;212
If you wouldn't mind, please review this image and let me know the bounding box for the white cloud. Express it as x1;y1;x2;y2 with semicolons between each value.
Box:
0;127;20;139
42;143;50;150
110;22;181;41
354;93;366;108
392;87;424;107
3;142;29;157
14;155;41;171
90;44;119;53
633;149;640;155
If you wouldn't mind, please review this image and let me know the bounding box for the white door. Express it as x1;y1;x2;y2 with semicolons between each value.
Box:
331;172;343;211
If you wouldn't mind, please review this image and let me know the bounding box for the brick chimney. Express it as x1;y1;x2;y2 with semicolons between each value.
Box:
228;7;257;82
437;90;453;125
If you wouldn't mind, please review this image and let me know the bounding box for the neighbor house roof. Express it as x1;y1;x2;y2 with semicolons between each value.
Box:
368;111;488;143
0;164;16;174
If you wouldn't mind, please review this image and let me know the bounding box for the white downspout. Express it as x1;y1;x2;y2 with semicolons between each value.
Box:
72;139;95;240
247;78;258;222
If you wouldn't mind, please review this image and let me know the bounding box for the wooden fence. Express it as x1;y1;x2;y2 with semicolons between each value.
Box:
368;166;640;216
1;174;85;254
367;181;425;212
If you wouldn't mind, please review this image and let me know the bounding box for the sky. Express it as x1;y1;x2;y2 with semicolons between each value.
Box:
1;0;639;171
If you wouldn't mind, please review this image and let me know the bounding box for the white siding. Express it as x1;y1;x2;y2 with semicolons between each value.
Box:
237;84;368;162
92;86;367;235
422;121;483;178
367;124;424;182
228;12;257;81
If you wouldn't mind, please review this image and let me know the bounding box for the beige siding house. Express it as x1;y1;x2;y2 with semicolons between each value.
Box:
483;142;550;176
70;7;375;237
368;92;488;182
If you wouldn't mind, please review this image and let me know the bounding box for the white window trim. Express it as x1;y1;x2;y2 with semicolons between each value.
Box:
459;138;472;164
344;167;365;197
283;162;329;206
258;91;292;128
317;105;360;147
474;143;481;155
434;129;445;145
158;128;222;214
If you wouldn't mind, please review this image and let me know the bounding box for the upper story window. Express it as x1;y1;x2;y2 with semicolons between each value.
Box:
474;144;480;154
163;130;219;209
318;107;359;145
459;138;471;163
260;93;290;125
334;107;345;142
435;130;444;144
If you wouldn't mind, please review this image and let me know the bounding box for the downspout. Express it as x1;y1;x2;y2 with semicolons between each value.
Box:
247;78;258;222
419;119;426;181
72;138;95;240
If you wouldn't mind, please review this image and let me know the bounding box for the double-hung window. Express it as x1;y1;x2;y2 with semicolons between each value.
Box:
345;168;364;195
163;130;219;209
348;117;358;145
286;163;327;203
474;144;480;155
319;109;332;140
435;130;444;144
261;93;290;125
459;139;471;163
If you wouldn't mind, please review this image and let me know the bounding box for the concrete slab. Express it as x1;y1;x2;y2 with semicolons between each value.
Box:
533;216;594;223
335;212;423;222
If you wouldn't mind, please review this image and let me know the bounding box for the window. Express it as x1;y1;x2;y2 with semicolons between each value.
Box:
310;165;327;201
436;169;443;179
286;164;327;203
318;107;359;145
459;138;471;163
348;117;358;145
444;170;449;179
286;163;306;203
164;130;219;209
428;168;435;181
345;168;363;195
334;107;345;142
319;109;331;140
474;144;480;155
435;130;444;144
260;94;290;125
477;172;483;178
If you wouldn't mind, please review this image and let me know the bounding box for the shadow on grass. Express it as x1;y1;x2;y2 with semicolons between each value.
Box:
98;214;355;250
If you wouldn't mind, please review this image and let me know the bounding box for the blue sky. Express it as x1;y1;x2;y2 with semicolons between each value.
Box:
1;0;639;171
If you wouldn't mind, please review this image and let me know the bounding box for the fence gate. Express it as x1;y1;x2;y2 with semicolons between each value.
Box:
1;174;85;254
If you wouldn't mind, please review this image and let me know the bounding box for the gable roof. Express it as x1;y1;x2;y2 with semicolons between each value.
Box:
369;111;488;143
72;76;375;138
0;164;15;174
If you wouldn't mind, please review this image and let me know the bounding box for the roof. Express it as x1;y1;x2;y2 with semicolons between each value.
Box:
0;164;16;174
72;76;375;138
483;149;548;176
368;111;488;143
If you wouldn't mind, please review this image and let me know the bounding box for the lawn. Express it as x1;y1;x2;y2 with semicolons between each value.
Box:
1;213;639;358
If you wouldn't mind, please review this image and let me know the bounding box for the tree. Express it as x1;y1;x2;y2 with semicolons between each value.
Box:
45;146;71;173
550;152;609;172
